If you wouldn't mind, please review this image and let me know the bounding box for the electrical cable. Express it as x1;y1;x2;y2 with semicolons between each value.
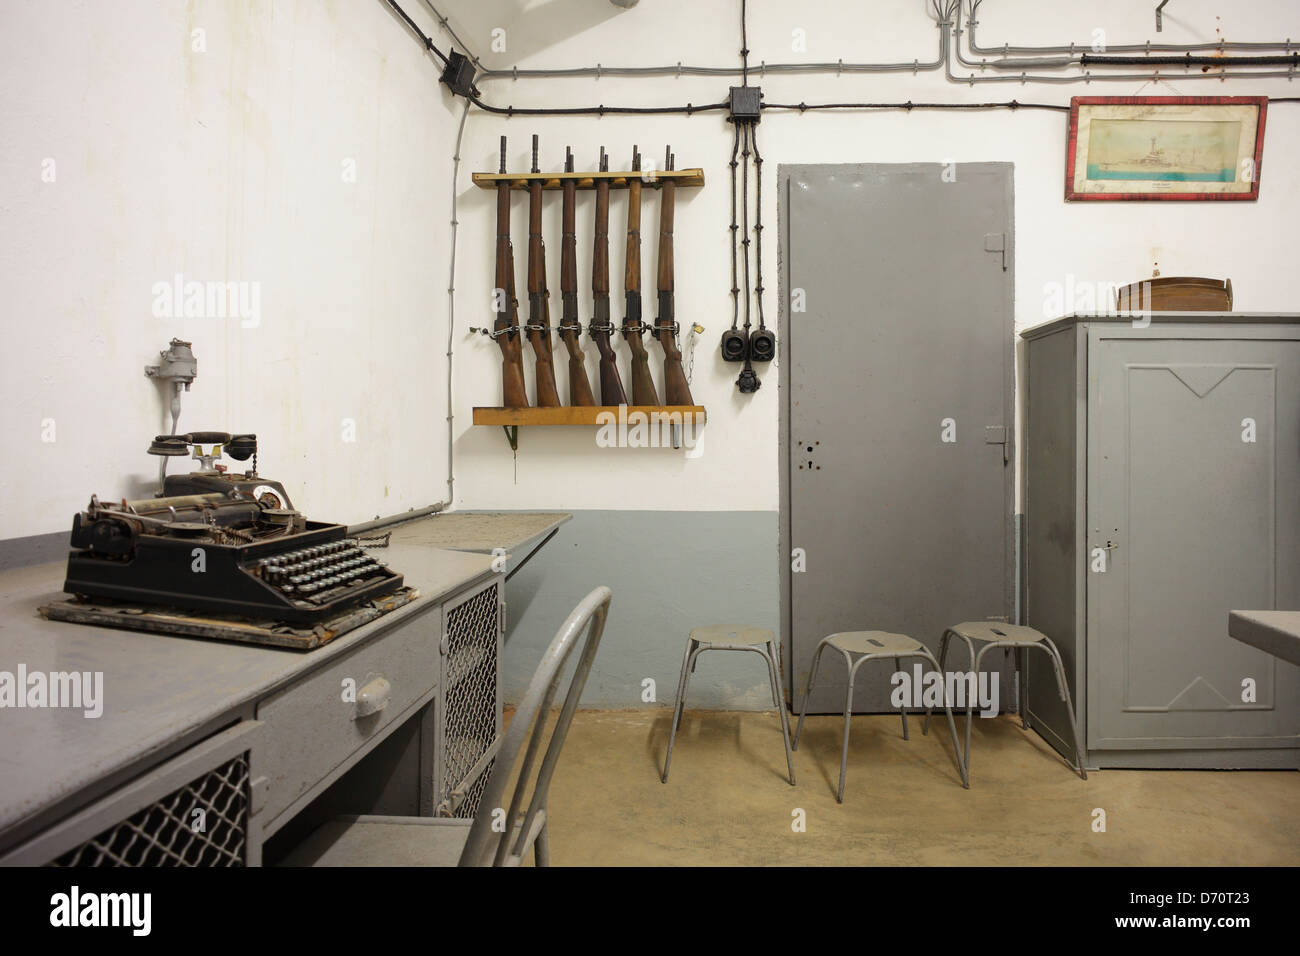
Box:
736;121;759;393
763;99;1068;112
740;0;749;86
444;95;470;507
1081;52;1300;67
418;0;479;66
740;122;751;341
946;10;1300;86
383;0;1300;118
465;92;727;116
752;123;765;335
383;0;448;65
966;0;1298;56
729;122;741;334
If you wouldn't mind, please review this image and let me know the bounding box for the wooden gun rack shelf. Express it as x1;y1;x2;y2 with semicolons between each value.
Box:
471;168;705;191
473;405;706;451
474;405;705;426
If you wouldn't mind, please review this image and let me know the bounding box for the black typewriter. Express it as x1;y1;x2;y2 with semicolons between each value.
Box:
62;432;405;626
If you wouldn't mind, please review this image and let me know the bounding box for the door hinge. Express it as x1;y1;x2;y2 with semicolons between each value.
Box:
250;775;269;815
985;425;1009;463
984;233;1008;271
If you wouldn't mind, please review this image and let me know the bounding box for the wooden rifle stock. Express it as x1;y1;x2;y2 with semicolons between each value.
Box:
495;136;528;408
622;148;660;406
559;148;596;406
654;147;694;406
591;148;627;406
526;135;561;407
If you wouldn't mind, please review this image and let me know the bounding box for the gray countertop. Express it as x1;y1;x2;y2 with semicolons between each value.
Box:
1228;610;1300;667
0;539;496;845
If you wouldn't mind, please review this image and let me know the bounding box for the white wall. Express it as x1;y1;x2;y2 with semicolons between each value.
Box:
5;0;1298;538
0;0;458;539
447;0;1300;514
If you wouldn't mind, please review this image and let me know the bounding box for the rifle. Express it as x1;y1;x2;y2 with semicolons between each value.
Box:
558;147;596;406
494;135;528;408
526;135;561;407
654;146;694;406
622;146;660;406
590;147;627;406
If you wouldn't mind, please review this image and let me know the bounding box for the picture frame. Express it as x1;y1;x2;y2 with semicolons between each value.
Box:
1065;95;1267;201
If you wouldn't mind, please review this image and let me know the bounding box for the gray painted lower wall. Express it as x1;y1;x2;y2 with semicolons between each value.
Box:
0;531;66;574
502;510;781;710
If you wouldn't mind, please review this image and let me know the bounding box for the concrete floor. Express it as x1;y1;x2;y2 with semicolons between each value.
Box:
534;709;1300;866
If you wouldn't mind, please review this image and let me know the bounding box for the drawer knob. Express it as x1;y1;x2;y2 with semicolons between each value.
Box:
355;675;392;719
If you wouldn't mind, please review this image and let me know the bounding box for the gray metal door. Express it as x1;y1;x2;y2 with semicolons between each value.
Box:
1087;331;1300;749
781;163;1014;713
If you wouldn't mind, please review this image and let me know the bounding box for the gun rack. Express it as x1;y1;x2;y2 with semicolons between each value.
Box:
473;405;707;451
472;168;705;191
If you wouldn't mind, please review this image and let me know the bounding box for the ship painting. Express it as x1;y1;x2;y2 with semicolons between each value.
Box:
1086;118;1240;183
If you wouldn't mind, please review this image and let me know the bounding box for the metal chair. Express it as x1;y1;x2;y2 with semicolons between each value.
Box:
281;586;612;867
793;631;968;802
662;627;796;786
922;621;1087;784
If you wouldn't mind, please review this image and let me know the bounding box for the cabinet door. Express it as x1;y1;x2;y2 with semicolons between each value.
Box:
434;576;503;817
1087;333;1300;750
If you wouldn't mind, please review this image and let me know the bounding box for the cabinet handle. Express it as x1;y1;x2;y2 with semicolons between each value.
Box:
354;675;391;719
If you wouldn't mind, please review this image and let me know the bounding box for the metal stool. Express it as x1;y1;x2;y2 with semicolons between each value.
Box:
662;627;796;786
793;631;968;802
922;622;1087;784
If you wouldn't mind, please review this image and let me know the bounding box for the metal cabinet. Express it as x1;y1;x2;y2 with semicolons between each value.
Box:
1023;313;1300;769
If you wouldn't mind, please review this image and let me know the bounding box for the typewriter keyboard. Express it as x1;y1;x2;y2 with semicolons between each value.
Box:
252;541;388;602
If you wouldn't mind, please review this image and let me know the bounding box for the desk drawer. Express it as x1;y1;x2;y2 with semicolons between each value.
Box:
255;607;439;828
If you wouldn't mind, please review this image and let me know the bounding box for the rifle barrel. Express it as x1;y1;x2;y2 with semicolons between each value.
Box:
591;151;627;406
654;147;692;406
494;136;528;407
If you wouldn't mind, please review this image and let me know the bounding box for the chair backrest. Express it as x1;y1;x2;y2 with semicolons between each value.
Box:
457;586;611;866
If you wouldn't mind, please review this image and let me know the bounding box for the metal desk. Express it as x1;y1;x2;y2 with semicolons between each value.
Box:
387;512;572;580
0;540;499;865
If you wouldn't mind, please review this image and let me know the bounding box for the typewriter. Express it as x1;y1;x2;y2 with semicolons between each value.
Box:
62;432;405;626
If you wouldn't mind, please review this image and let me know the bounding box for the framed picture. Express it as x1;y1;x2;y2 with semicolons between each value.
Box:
1065;95;1267;201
